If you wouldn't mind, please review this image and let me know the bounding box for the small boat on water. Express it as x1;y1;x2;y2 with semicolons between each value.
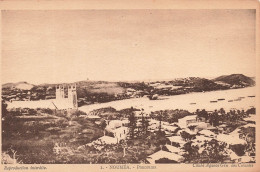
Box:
190;103;196;105
217;98;225;101
210;101;218;103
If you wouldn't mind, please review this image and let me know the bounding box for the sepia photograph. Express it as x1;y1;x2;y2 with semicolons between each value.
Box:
0;0;259;171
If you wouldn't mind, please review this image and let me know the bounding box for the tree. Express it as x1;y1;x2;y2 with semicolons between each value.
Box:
141;113;145;137
162;111;169;121
157;111;163;133
144;118;149;136
180;131;194;141
128;107;137;139
246;107;255;114
140;111;150;138
183;141;199;162
2;101;18;138
28;108;37;115
2;100;8;117
197;109;209;121
219;108;225;115
100;120;107;136
230;144;246;156
201;139;228;163
183;139;228;163
100;120;107;130
209;110;220;126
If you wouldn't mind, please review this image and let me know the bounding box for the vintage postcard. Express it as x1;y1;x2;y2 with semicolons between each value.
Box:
0;0;259;172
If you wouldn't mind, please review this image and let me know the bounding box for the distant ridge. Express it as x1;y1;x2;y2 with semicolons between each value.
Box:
2;81;35;90
2;74;255;91
212;74;255;87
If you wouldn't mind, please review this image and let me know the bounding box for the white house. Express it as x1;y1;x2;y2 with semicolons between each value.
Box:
106;120;124;130
112;126;129;142
217;134;247;145
178;115;198;128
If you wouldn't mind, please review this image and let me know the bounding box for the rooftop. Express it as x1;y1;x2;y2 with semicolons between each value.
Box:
167;136;186;144
179;115;197;121
199;130;216;137
147;150;184;163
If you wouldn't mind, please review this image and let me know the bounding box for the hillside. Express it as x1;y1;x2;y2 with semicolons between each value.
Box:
213;74;255;87
169;77;228;91
76;81;125;95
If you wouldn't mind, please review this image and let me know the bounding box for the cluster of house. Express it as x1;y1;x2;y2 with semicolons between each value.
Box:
125;88;145;98
148;82;182;91
2;91;32;102
146;80;195;96
78;111;255;163
2;86;58;103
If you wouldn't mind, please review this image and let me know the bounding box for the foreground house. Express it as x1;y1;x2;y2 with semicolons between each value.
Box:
112;126;129;142
164;144;183;154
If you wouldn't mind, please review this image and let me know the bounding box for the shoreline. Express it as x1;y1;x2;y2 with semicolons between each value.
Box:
79;86;256;113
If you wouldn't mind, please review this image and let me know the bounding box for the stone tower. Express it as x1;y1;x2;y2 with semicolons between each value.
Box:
68;84;78;109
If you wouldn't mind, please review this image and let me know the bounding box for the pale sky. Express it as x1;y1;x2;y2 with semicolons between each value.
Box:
2;10;256;84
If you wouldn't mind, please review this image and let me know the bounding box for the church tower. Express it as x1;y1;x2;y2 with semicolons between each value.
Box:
56;85;65;99
68;84;78;109
60;85;65;99
56;85;61;99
